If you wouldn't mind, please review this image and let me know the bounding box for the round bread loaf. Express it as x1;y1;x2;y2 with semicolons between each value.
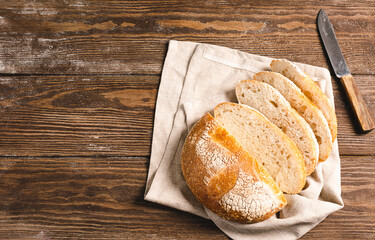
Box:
181;113;287;223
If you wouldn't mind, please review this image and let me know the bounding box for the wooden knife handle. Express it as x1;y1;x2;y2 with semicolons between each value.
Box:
340;74;375;132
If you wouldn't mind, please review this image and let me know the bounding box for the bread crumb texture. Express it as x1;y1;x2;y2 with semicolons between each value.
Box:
214;103;306;194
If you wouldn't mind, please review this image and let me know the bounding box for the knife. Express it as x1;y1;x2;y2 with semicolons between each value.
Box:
317;9;374;132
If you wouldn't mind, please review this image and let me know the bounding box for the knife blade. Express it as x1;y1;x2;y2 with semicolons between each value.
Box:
317;9;374;132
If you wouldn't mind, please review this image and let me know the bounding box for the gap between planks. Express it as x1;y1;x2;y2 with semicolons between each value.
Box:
0;154;373;159
0;155;150;159
0;73;374;78
0;73;161;77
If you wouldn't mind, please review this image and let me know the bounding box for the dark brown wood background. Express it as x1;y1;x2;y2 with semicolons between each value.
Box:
0;1;374;239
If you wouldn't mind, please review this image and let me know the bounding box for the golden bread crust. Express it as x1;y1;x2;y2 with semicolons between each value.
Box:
181;113;286;223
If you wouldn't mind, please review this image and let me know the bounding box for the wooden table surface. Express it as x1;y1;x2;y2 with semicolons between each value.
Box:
0;1;374;239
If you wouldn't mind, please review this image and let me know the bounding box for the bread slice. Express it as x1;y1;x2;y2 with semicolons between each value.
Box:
214;102;306;194
236;80;319;175
253;71;333;162
271;59;337;141
181;113;287;223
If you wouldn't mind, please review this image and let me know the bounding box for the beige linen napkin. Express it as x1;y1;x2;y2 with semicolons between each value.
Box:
144;40;344;240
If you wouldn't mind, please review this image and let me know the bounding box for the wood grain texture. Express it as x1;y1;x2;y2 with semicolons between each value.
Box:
0;157;222;240
0;156;374;239
0;75;159;157
340;74;375;132
0;1;375;74
1;75;374;157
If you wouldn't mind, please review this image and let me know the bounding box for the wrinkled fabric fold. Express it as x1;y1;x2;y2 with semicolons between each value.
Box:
144;40;343;240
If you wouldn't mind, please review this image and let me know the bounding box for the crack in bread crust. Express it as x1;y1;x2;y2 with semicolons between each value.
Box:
181;113;287;223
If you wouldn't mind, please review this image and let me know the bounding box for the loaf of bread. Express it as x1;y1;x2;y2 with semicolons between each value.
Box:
214;102;306;194
271;59;337;141
180;59;336;224
236;80;319;175
253;71;333;162
181;113;287;223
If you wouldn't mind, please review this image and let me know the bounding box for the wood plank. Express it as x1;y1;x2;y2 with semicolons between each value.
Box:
0;75;159;157
0;156;223;239
0;155;374;239
0;75;374;157
1;1;375;74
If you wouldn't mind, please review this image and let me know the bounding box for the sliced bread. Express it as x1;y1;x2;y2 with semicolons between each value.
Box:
271;59;337;141
236;80;319;175
181;113;287;223
214;102;306;194
253;71;333;162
